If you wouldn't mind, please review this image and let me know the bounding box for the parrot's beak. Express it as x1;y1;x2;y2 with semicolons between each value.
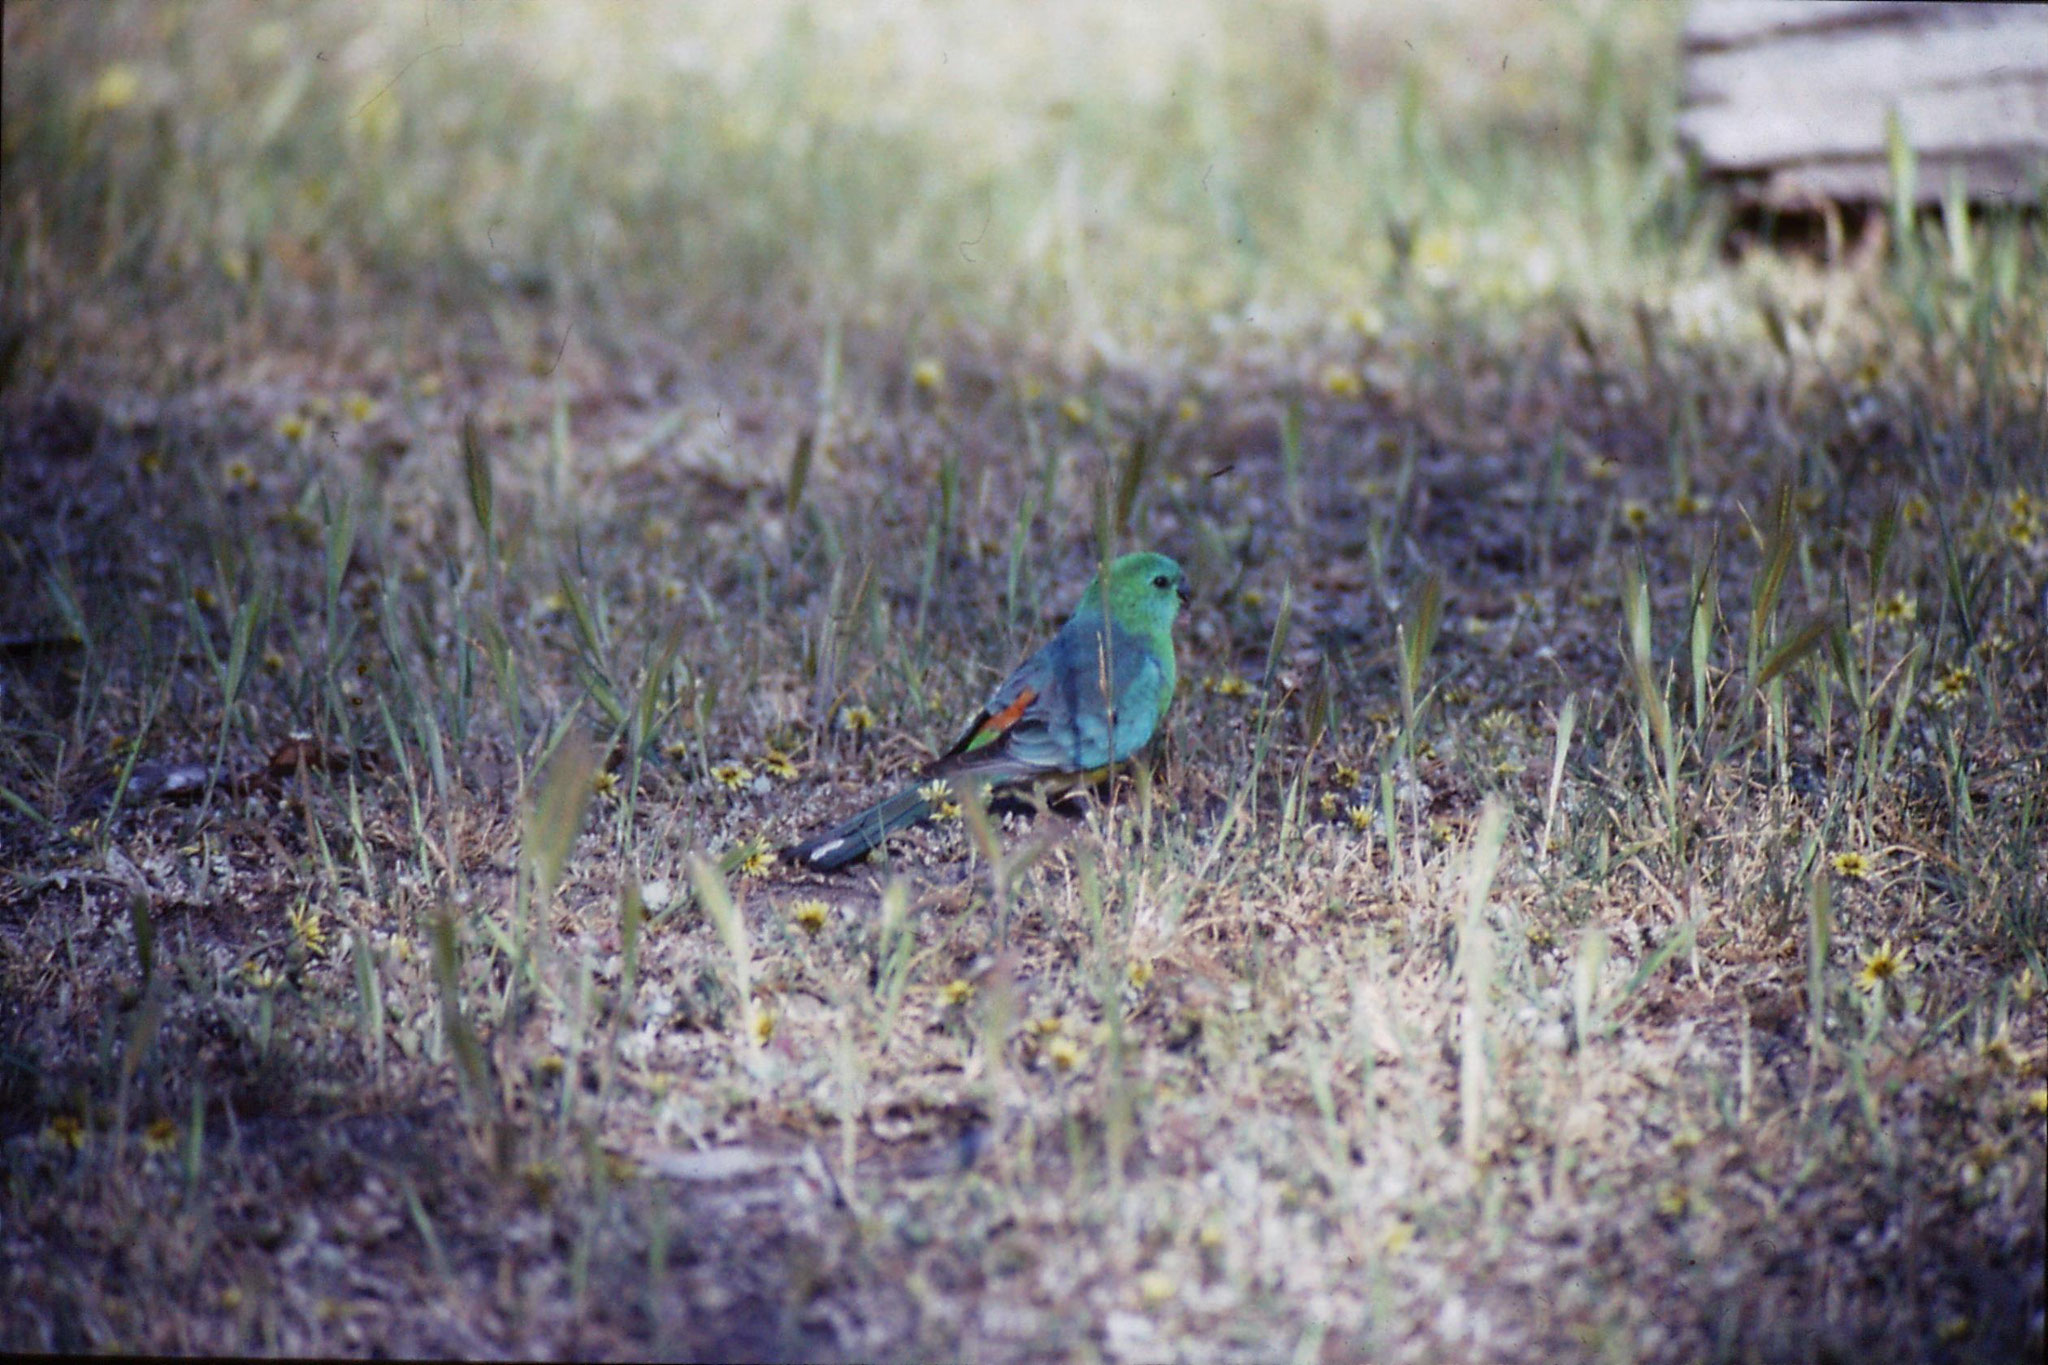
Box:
1176;582;1192;609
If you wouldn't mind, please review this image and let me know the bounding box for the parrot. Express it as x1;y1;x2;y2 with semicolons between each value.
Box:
784;551;1190;872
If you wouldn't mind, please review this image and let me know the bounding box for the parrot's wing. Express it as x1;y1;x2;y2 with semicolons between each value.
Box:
932;634;1061;764
930;620;1166;781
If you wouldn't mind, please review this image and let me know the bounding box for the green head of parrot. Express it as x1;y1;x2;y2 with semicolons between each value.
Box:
1080;551;1189;637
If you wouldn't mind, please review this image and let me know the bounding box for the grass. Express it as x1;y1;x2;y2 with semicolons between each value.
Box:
3;1;2044;1359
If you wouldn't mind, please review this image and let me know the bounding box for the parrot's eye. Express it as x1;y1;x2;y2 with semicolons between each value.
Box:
1152;574;1171;589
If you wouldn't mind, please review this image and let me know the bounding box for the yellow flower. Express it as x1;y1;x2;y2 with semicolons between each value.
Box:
1346;804;1373;832
789;899;829;936
592;770;618;796
222;458;258;492
1830;851;1871;880
1031;1015;1064;1036
91;63;141;112
415;373;444;398
939;979;974;1007
662;740;691;762
520;1159;560;1202
1655;1183;1690;1217
911;358;946;394
2025;1088;2047;1117
750;1006;777;1044
276;414;308;443
1210;676;1252;699
1874;592;1917;626
46;1114;87;1150
1478;708;1517;736
288;903;327;955
1854;941;1910;993
280;508;320;544
839;705;877;735
1138;1270;1176;1307
659;579;685;603
1126;960;1154;989
1317;791;1341;818
1901;494;1930;527
1931;664;1973;708
343;392;378;423
1381;1220;1415;1254
1974;627;2014;658
1319;366;1363;399
1331;763;1362;788
1239;588;1266;610
1059;395;1091;426
1175;396;1202;424
241;961;278;990
191;585;218;611
736;846;775;879
1620;499;1652;532
711;762;752;791
1047;1036;1083;1072
138;448;165;477
760;748;799;781
142;1117;179;1154
1345;305;1384;336
1412;226;1462;281
1583;456;1620;482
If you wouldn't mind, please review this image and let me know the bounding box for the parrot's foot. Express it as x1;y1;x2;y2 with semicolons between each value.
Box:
1046;791;1095;818
985;790;1092;821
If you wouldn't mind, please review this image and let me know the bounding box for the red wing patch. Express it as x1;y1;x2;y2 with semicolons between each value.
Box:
974;687;1038;745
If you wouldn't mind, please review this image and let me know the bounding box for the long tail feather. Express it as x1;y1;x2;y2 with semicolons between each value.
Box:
783;783;935;872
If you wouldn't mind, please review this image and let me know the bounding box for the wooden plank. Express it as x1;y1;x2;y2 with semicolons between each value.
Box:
1682;75;2048;167
1686;1;1965;50
1758;152;2041;211
1685;19;2048;112
1679;0;2048;206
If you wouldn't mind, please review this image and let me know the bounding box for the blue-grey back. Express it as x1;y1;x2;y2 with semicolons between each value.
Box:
989;614;1167;772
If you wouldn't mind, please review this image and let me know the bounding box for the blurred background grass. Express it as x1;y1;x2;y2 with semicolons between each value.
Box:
4;0;1689;351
